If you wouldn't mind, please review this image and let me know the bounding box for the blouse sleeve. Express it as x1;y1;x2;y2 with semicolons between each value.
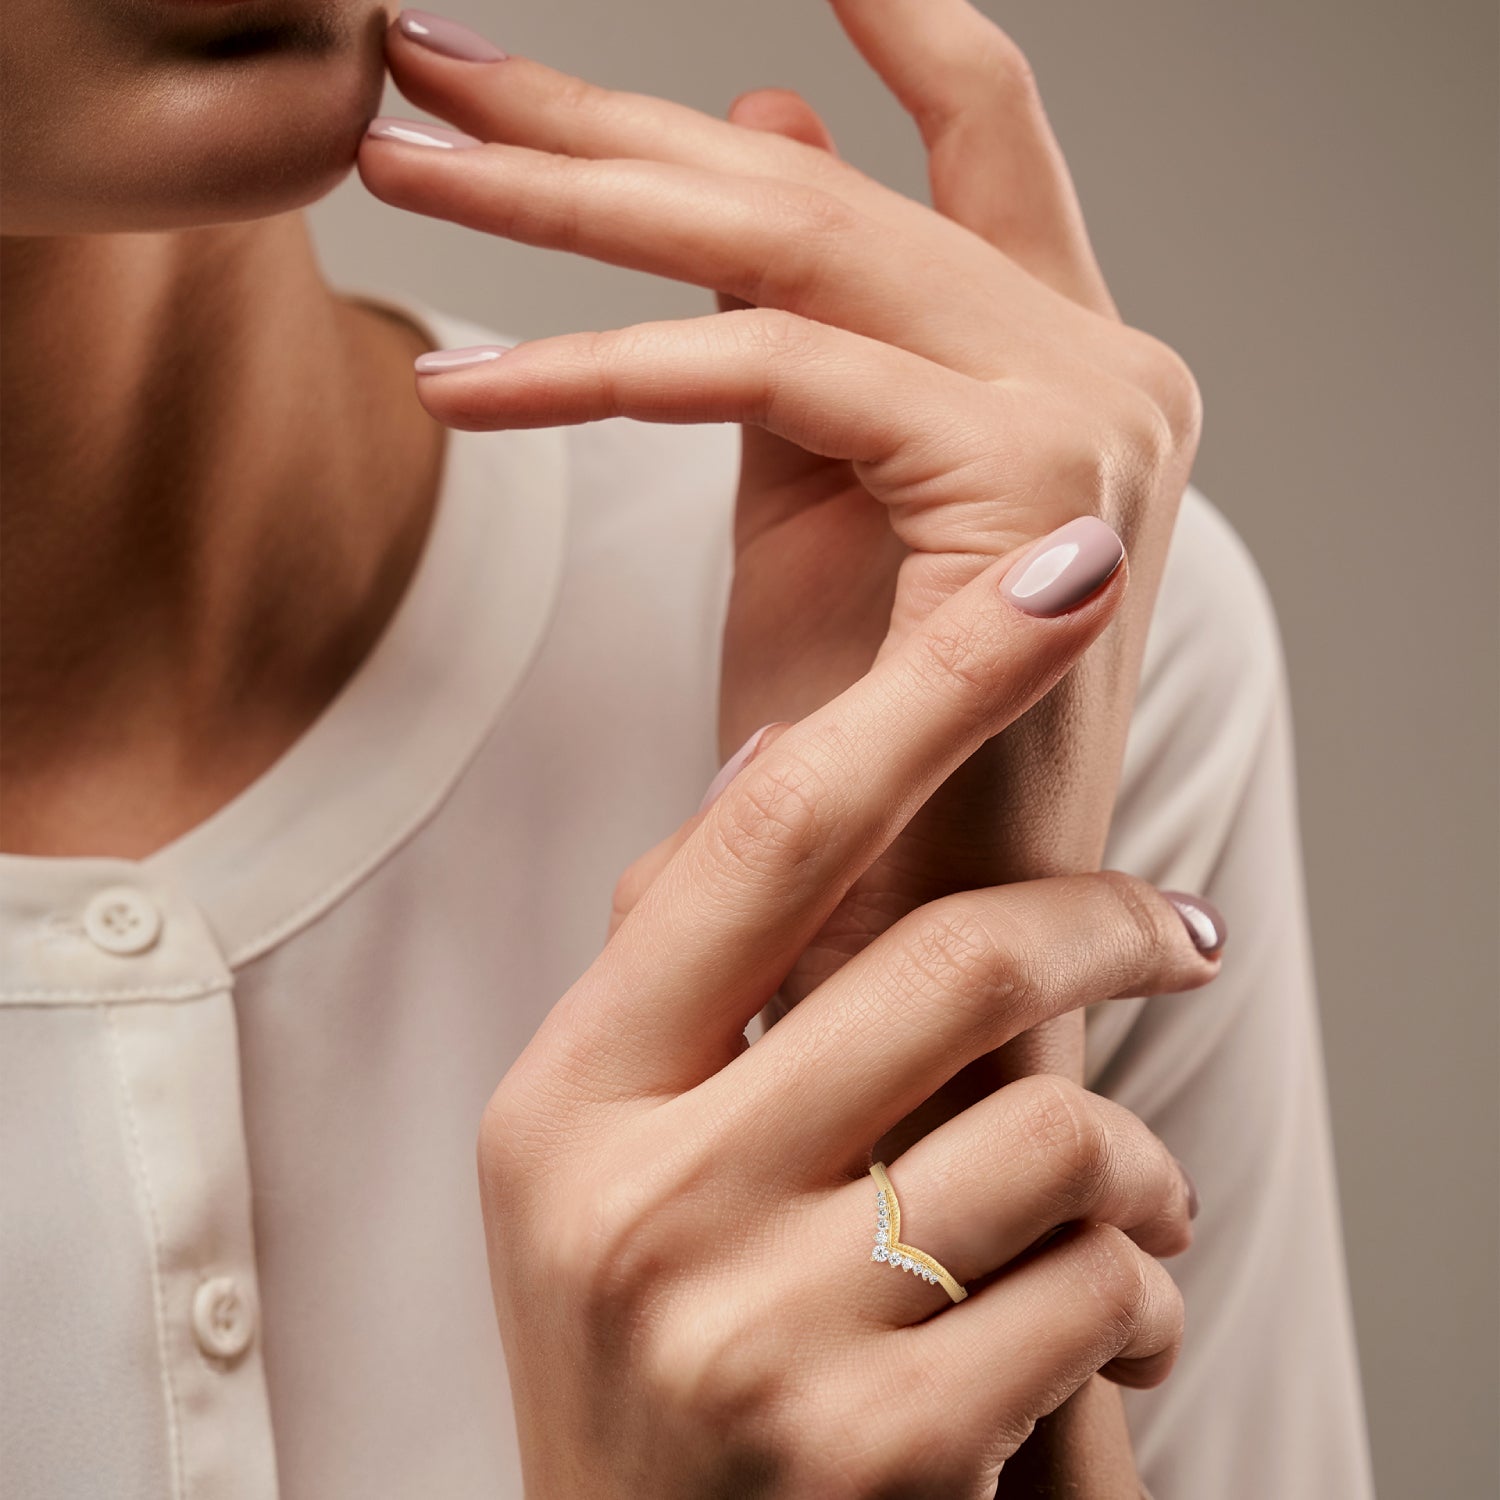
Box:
1086;487;1376;1498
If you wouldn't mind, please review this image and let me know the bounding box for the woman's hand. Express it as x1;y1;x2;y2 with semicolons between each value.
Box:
359;0;1202;1030
359;2;1199;673
359;9;1207;1486
475;545;1215;1498
480;546;1218;1494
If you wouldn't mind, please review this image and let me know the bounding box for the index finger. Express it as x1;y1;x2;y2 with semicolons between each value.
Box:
532;517;1128;1101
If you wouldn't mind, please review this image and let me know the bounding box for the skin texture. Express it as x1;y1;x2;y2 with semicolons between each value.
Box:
0;0;446;856
477;545;1217;1498
367;5;1200;1486
1;0;1202;1491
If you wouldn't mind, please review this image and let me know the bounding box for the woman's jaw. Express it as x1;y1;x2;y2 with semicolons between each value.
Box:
0;0;397;234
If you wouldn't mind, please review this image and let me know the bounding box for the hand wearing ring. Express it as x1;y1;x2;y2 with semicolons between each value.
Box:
477;541;1221;1499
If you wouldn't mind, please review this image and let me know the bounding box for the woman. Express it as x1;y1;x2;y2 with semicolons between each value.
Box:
0;2;1373;1496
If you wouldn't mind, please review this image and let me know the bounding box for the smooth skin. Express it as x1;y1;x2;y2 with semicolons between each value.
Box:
0;0;442;857
479;536;1217;1498
363;3;1203;1487
1;0;1207;1491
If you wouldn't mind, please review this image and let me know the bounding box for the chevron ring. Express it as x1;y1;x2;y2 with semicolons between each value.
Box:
868;1161;968;1303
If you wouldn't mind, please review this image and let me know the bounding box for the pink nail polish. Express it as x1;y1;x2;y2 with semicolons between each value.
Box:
697;723;780;814
396;9;507;62
1161;891;1228;956
998;516;1125;617
1174;1157;1201;1219
365;117;483;151
414;345;508;375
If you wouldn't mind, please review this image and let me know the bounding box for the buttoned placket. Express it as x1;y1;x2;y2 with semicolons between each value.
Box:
0;861;279;1499
0;300;575;1497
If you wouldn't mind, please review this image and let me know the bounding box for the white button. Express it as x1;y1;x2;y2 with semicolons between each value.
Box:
192;1275;256;1362
82;886;162;956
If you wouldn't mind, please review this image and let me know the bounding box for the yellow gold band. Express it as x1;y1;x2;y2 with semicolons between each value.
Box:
869;1160;968;1303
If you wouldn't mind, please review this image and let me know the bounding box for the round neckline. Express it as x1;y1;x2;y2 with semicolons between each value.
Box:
0;290;572;973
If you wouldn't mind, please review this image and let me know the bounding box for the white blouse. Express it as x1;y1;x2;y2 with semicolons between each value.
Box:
0;290;1374;1499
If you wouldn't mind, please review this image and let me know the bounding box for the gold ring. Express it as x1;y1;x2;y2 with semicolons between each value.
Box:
869;1161;967;1303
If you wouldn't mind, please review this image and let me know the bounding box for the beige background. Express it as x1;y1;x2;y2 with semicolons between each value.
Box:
308;3;1499;1494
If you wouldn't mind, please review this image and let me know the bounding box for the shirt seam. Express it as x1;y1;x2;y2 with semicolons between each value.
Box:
104;1005;186;1500
225;496;572;970
0;978;228;1005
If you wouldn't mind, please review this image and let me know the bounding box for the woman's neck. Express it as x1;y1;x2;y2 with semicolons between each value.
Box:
0;212;447;857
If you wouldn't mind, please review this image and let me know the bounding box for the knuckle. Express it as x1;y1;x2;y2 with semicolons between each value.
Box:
642;1296;779;1423
1118;327;1205;451
549;70;609;119
1144;336;1205;449
704;750;836;883
1037;412;1116;520
1085;1224;1155;1336
980;31;1040;100
544;1167;669;1321
730;305;815;355
1117;383;1176;482
894;900;1007;1015
1093;868;1177;964
476;1061;562;1196
785;180;861;240
509;156;594;253
904;613;1003;732
738;182;859;305
1084;381;1175;542
1012;1075;1110;1200
578;326;630;409
723;308;822;420
948;31;1040;120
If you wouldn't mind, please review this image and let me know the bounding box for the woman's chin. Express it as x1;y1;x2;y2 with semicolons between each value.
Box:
1;3;391;234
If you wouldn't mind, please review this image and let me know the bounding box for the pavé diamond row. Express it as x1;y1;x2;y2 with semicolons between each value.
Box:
867;1160;968;1303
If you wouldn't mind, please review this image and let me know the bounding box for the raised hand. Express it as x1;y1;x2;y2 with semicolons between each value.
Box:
359;1;1201;986
471;539;1217;1497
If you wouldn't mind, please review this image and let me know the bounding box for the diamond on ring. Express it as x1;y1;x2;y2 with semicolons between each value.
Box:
866;1160;968;1304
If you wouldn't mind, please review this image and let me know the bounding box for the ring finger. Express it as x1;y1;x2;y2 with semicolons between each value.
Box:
833;1073;1195;1324
407;307;1076;557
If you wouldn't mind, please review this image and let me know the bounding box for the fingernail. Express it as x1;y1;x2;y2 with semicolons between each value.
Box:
396;9;507;62
697;723;782;814
365;117;483;151
998;516;1125;617
414;344;508;375
1174;1158;1200;1220
1161;891;1228;956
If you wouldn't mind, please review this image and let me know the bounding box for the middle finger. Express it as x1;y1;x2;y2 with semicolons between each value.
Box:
368;22;1106;378
358;122;1019;375
708;870;1222;1178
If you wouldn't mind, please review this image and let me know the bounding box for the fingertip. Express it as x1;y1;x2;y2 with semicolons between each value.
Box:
1160;891;1228;959
413;344;509;376
1099;1346;1180;1390
997;516;1126;619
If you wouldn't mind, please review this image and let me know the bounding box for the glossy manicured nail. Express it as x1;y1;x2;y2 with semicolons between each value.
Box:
998;516;1125;617
1174;1158;1200;1220
396;9;507;61
1162;891;1228;956
365;117;483;151
698;723;782;814
414;345;508;375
